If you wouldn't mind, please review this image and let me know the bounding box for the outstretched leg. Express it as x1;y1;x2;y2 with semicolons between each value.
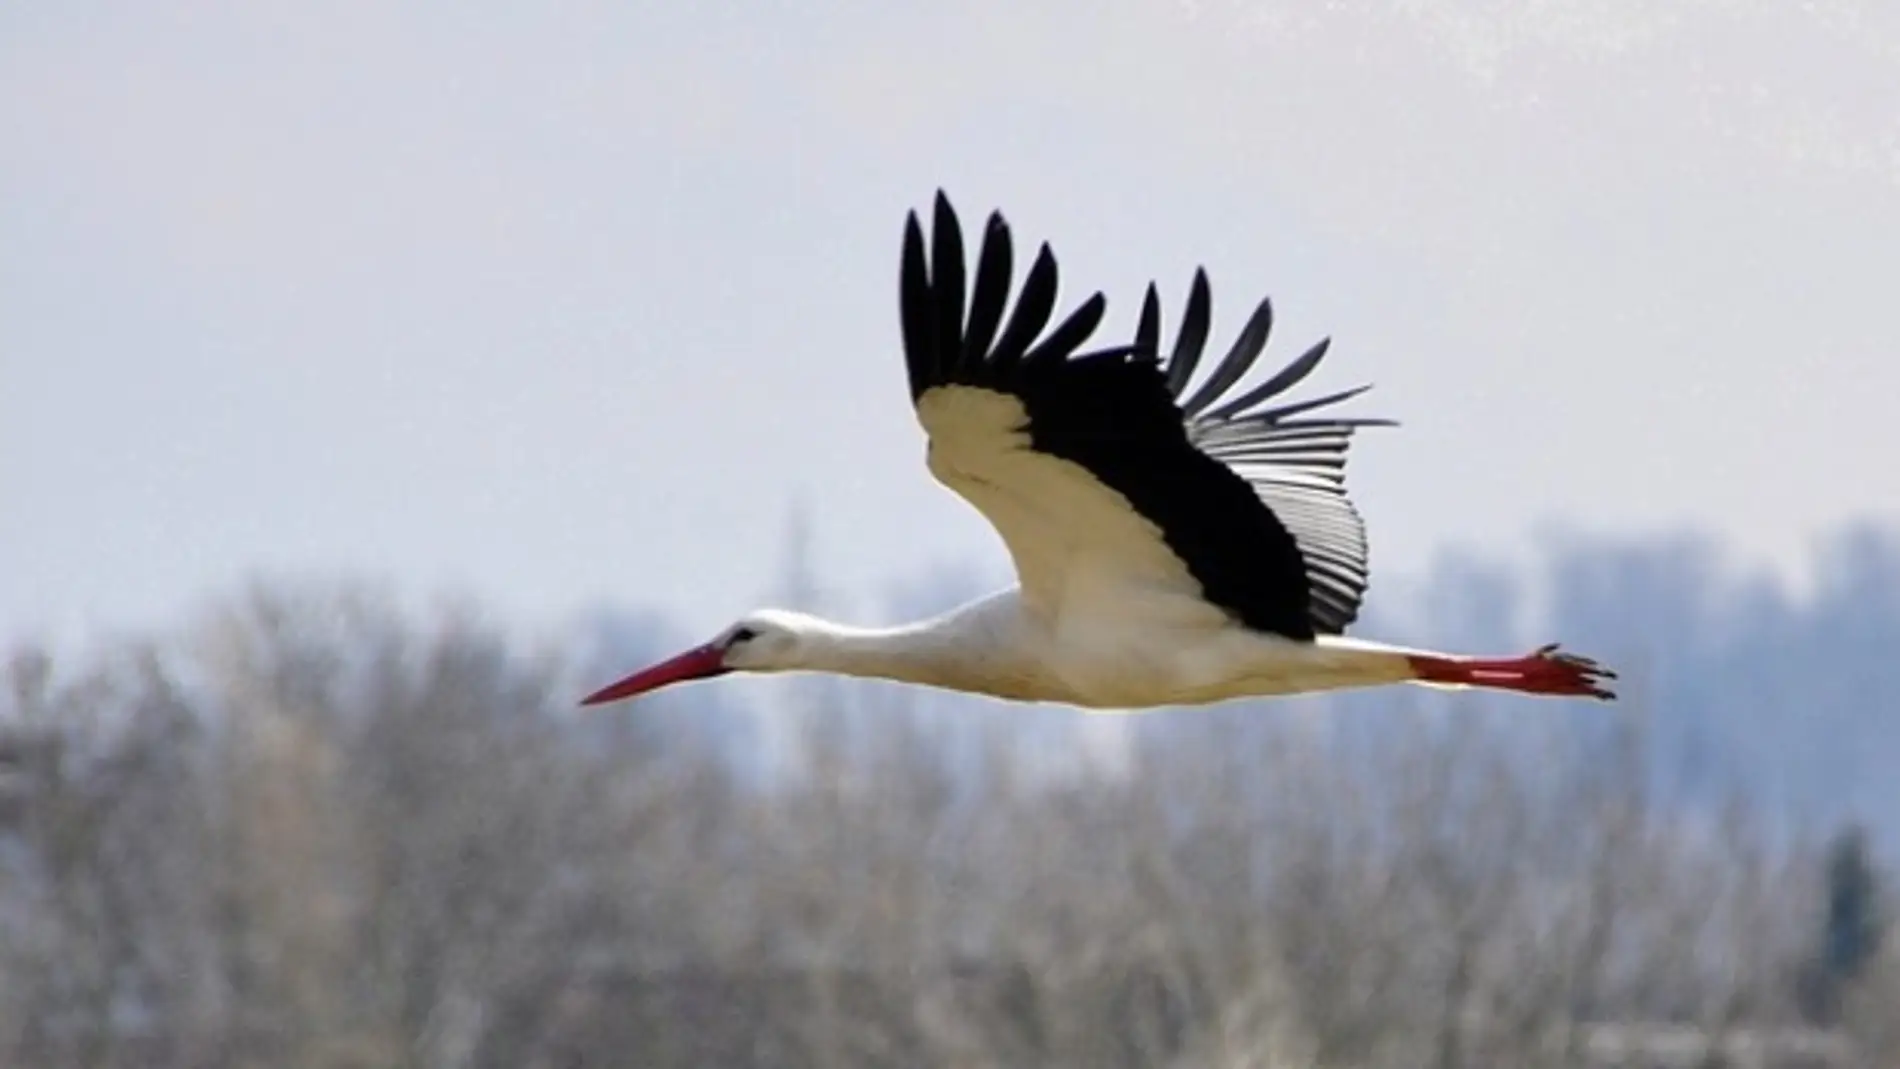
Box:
1406;643;1617;701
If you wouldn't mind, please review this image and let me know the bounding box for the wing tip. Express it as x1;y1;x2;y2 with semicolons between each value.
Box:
902;193;1114;392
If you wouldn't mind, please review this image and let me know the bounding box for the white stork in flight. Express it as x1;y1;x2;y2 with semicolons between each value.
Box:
582;194;1614;710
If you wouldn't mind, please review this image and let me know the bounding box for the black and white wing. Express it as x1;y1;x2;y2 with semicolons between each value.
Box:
901;193;1388;641
1134;273;1392;634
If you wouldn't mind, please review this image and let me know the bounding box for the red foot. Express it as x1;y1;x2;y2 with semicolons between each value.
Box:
1407;643;1617;701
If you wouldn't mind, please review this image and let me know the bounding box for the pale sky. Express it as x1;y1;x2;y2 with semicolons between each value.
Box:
4;1;1899;649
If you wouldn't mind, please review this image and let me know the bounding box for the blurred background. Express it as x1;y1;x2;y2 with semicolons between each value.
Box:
4;2;1899;1066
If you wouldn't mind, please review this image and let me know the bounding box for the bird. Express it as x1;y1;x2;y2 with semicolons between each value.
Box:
581;193;1614;710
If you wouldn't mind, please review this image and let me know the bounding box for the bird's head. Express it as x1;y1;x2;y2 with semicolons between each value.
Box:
579;609;810;706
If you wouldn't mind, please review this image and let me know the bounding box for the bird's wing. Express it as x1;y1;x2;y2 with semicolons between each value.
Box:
902;193;1370;640
1134;273;1391;634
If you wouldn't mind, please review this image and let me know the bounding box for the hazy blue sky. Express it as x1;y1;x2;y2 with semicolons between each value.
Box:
5;2;1898;648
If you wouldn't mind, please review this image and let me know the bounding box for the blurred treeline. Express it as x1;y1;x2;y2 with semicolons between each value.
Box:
1;561;1895;1068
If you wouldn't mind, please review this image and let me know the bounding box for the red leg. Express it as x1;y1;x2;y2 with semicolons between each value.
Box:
1406;643;1617;701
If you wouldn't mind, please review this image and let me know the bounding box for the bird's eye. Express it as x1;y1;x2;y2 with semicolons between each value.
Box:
729;626;758;645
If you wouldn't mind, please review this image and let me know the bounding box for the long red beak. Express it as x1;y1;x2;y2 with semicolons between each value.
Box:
580;642;728;706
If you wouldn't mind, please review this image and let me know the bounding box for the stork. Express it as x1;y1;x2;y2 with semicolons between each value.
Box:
581;194;1614;710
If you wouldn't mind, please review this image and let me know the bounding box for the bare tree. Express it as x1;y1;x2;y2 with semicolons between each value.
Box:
0;581;1879;1068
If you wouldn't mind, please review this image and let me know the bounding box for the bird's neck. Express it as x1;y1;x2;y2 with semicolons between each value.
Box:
791;618;969;690
749;592;1038;699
